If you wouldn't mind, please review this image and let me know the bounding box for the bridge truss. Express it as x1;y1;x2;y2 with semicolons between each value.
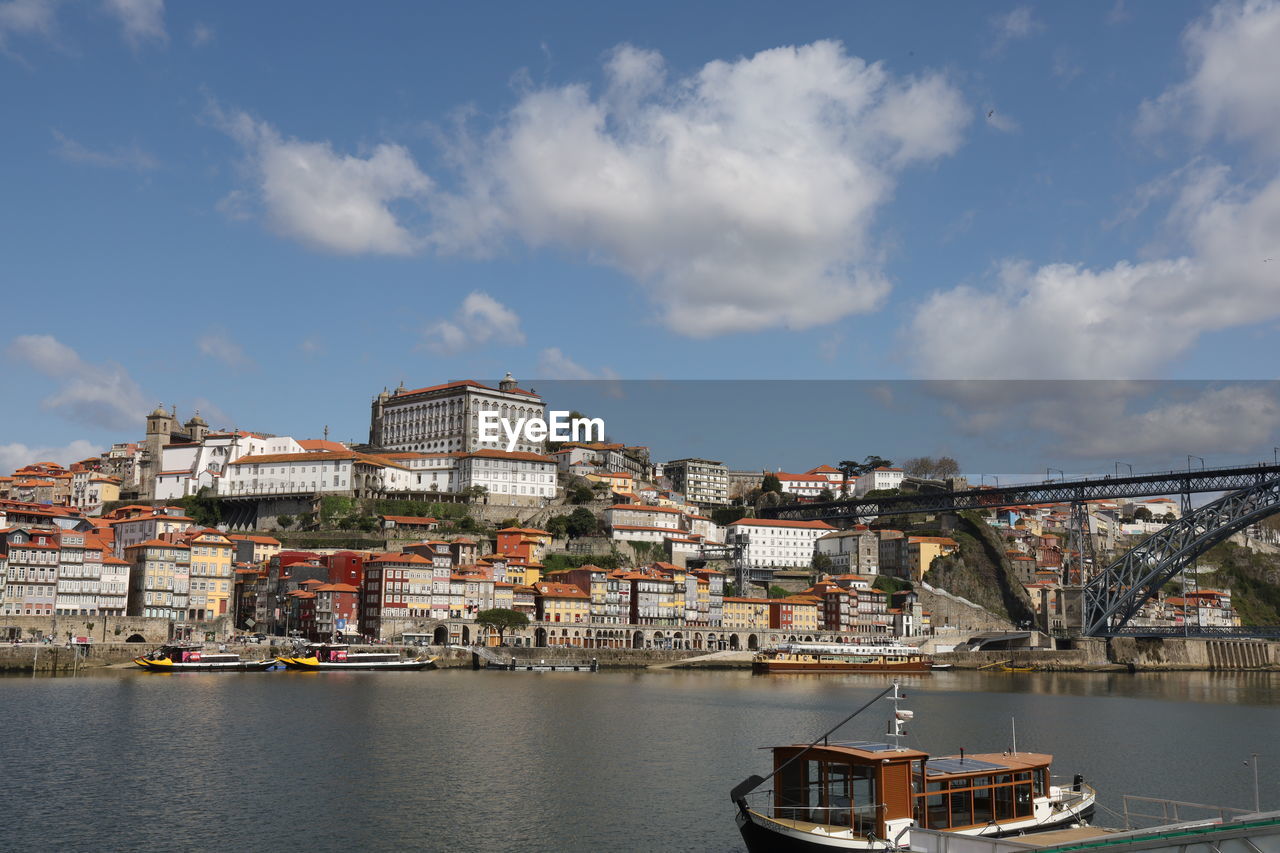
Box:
760;463;1280;521
1082;475;1280;636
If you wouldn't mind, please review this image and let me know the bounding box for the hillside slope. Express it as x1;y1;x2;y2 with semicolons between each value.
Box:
923;512;1036;626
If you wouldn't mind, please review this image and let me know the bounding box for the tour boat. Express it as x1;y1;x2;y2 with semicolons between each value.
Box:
276;643;437;671
753;642;934;674
731;683;1096;851
132;644;277;672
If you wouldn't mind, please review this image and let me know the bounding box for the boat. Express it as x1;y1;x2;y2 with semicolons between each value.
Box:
753;642;934;674
276;643;437;671
731;683;1096;851
132;644;277;672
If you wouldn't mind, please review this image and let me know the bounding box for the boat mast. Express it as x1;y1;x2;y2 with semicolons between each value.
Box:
887;680;913;751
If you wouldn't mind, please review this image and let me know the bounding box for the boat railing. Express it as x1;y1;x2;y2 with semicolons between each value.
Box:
739;788;883;831
1120;795;1253;830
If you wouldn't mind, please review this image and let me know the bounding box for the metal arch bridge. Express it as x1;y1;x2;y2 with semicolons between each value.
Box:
1082;474;1280;637
757;462;1280;521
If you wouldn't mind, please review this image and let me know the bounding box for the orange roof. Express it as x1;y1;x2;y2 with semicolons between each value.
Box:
607;503;682;514
367;552;432;564
534;582;589;599
125;539;191;550
395;379;540;399
381;515;438;525
314;583;359;593
298;439;347;452
461;449;555;463
728;518;836;530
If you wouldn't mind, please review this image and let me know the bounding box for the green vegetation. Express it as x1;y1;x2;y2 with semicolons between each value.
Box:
872;575;912;595
542;552;621;572
476;608;530;642
712;506;751;526
545;506;599;539
627;540;666;564
174;489;224;527
811;552;834;573
768;584;791;598
761;473;782;493
1199;542;1280;625
275;515;294;529
924;512;1035;625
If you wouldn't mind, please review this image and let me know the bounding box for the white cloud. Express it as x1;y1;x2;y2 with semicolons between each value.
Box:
433;41;969;337
0;439;102;473
0;0;57;48
51;129;159;171
926;381;1280;459
985;109;1020;133
197;328;253;368
103;0;165;47
988;6;1045;54
216;107;432;255
424;291;525;354
191;20;212;46
1138;0;1280;150
909;1;1280;380
7;334;149;429
535;347;596;380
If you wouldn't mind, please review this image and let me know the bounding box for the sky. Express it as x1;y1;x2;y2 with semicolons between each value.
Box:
2;0;1279;474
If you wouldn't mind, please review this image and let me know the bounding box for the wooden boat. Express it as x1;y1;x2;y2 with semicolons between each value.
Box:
276;643;436;671
753;642;933;674
731;683;1096;851
132;644;276;672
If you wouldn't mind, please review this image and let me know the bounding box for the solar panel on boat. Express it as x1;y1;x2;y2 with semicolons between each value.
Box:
925;758;1006;775
830;740;895;751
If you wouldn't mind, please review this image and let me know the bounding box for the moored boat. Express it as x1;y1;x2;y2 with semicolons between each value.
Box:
731;683;1096;851
132;644;276;672
754;642;934;674
277;643;436;671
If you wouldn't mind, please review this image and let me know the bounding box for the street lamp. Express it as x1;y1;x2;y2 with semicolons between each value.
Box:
1047;468;1064;482
1187;455;1205;471
1115;462;1133;477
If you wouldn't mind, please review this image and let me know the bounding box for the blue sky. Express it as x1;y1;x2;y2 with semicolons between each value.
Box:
2;1;1279;472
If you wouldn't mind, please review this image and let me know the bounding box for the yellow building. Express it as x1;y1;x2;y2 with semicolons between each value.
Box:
503;560;543;588
722;596;771;630
770;596;820;632
124;539;191;621
907;536;960;583
184;528;235;621
534;582;591;624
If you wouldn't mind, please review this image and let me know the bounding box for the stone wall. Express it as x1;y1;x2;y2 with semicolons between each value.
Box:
918;583;1016;632
0;615;175;644
1107;637;1278;670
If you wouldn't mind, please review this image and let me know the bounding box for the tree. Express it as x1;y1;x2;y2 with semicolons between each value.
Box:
761;473;782;493
566;506;599;538
476;608;530;644
464;485;489;503
838;460;859;496
1134;506;1153;522
768;585;791;599
276;515;294;529
712;506;750;526
902;456;961;480
569;485;595;504
546;514;571;539
818;488;835;502
812;552;834;574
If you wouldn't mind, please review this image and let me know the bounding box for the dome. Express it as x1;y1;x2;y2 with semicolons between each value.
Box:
149;405;169;418
186;412;207;426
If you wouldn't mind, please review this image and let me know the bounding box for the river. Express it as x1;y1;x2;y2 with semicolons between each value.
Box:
3;669;1277;852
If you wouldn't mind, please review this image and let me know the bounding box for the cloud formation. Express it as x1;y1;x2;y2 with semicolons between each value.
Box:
197;327;253;368
103;0;166;47
217;108;432;255
0;0;57;49
7;334;149;429
51;129;159;171
988;6;1045;54
435;42;969;337
909;0;1280;379
424;291;524;354
0;439;101;473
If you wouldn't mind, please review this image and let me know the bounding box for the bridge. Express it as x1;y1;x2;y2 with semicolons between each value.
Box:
1082;474;1280;636
758;462;1280;521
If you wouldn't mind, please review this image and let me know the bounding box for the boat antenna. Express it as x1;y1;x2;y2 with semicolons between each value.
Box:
730;683;895;805
1011;716;1017;756
887;680;913;751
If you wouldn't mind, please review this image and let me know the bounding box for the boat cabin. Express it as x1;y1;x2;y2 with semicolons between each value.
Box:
304;644;351;663
917;753;1052;831
770;741;929;838
148;644;239;663
768;742;1054;837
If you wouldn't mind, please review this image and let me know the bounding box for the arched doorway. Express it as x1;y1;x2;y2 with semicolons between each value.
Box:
729;634;740;650
632;630;644;649
125;633;146;643
432;625;448;645
693;632;703;650
673;632;683;650
461;625;471;644
747;634;759;650
535;627;548;647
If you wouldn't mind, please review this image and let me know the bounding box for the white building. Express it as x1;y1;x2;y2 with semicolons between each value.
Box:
369;374;546;454
815;526;880;574
221;449;413;498
154;432;336;500
774;471;833;500
604;504;686;533
728;518;836;568
663;458;730;506
456;449;557;504
854;467;905;497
